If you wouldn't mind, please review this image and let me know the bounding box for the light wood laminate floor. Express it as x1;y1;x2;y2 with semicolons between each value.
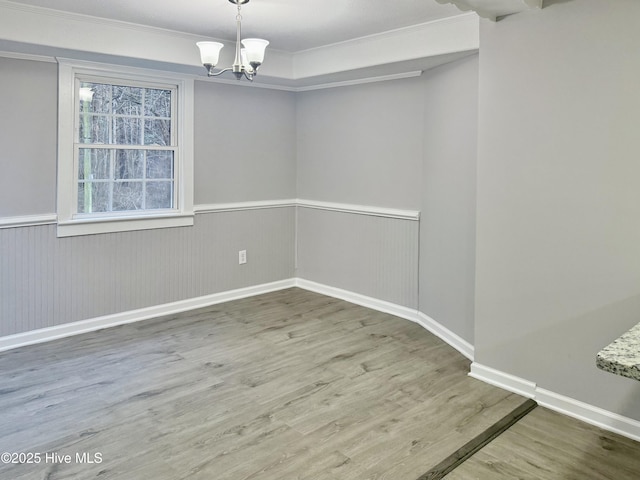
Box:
0;288;523;479
447;406;640;480
1;288;638;479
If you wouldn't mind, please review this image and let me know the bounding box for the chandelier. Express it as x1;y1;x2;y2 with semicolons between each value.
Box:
196;0;269;81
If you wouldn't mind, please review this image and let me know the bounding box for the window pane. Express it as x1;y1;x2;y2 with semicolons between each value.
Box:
144;119;171;146
112;86;143;116
79;114;109;144
114;117;142;145
113;181;143;211
115;150;144;179
78;181;111;213
146;181;173;209
71;73;182;224
146;151;174;179
145;88;171;117
78;149;111;180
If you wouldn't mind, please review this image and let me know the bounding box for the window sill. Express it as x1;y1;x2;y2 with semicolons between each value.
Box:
56;213;194;237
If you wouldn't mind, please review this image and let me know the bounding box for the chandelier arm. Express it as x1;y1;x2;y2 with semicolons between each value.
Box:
208;67;233;77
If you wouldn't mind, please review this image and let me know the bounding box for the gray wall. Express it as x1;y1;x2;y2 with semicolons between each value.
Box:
0;57;297;335
295;77;424;309
2;52;479;365
194;81;297;204
419;56;478;343
297;207;419;308
4;1;640;428
296;64;479;324
475;0;640;419
0;209;295;336
296;78;424;210
0;57;57;217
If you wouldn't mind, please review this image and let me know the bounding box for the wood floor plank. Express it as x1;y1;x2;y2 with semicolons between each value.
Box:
0;288;537;479
416;399;537;480
446;406;640;480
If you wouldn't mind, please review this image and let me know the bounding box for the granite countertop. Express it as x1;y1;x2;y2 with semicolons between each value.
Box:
597;322;640;381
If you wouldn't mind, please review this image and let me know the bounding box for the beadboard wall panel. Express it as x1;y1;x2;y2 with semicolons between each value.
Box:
296;206;419;309
0;207;295;337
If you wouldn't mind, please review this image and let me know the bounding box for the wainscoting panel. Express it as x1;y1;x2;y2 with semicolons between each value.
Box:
296;206;419;309
0;207;295;337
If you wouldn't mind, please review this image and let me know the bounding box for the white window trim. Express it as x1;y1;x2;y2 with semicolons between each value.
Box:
56;58;194;237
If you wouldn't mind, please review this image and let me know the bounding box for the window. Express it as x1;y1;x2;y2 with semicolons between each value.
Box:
57;60;194;237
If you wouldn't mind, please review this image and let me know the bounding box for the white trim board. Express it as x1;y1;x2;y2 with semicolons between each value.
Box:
0;276;471;363
197;199;420;220
0;279;295;353
295;71;423;92
0;1;477;87
2;275;639;442
297;199;420;221
0;50;57;63
0;214;57;229
470;362;640;442
3;199;419;229
417;312;474;361
536;388;640;443
194;200;297;214
0;49;455;94
295;278;473;360
296;278;419;323
469;363;537;399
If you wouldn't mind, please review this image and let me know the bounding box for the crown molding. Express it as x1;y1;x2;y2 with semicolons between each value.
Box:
0;0;292;78
0;0;477;89
0;49;56;63
292;13;478;80
295;70;423;92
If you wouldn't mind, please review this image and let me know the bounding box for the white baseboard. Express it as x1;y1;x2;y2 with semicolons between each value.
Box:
5;276;638;443
536;387;640;443
469;362;537;398
294;278;475;360
294;278;420;322
416;312;474;361
471;362;640;442
0;277;467;361
0;279;295;353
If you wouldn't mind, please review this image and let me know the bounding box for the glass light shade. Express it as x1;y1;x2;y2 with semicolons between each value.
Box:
241;48;250;69
241;38;269;65
196;41;224;66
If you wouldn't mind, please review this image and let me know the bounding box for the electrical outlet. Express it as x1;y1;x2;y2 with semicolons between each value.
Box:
238;250;247;265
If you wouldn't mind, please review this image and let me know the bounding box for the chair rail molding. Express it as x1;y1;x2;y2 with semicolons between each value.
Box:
0;214;57;229
297;199;420;221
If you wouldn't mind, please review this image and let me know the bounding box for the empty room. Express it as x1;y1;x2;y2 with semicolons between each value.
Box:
1;0;640;478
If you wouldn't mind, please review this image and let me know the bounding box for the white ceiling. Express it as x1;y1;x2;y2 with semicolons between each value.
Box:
6;0;466;52
1;0;542;88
